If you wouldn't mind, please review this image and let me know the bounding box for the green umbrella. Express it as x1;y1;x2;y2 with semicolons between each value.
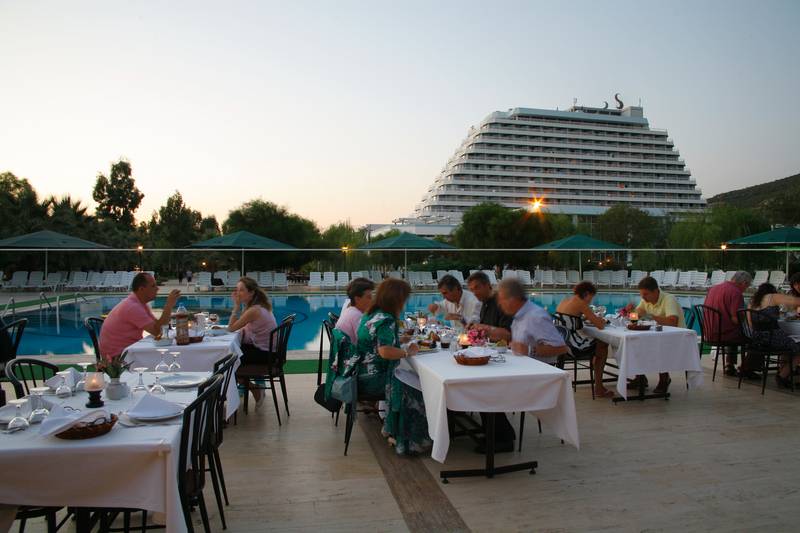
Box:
728;226;800;273
533;234;623;276
188;230;295;272
360;232;454;276
0;230;109;277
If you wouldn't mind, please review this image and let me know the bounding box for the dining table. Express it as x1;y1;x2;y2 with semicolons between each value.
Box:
0;371;210;533
778;318;800;341
581;323;703;401
125;331;242;418
397;349;579;481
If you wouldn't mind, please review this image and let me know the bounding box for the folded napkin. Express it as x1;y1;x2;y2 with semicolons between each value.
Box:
462;346;494;358
126;393;183;420
39;405;110;437
45;367;82;390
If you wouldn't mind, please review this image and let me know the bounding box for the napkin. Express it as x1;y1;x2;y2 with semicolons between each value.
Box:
126;393;183;419
39;405;110;437
45;367;82;390
462;346;494;358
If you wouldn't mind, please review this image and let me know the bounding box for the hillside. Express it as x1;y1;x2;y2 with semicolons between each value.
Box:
708;172;800;208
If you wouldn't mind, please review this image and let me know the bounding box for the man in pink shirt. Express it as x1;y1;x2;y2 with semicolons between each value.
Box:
703;271;751;376
99;273;180;360
334;277;375;342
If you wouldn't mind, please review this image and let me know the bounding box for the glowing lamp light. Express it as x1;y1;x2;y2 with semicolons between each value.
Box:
720;244;727;251
529;197;544;213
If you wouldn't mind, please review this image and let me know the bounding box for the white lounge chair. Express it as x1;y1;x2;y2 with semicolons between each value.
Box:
649;270;665;286
448;270;466;286
213;271;228;290
387;271;402;280
502;269;518;280
419;271;436;288
596;271;611;287
246;271;259;281
611;270;627;288
273;272;289;290
65;271;88;290
322;272;337;289
226;272;241;288
708;270;725;287
752;271;769;287
85;271;104;290
661;271;679;289
42;272;63;291
768;271;786;287
554;271;567;286
690;271;708;289
97;272;120;291
517;270;533;286
436;270;449;281
25;271;44;290
567;270;580;285
582;270;596;283
258;271;274;289
724;270;737;281
195;272;212;292
541;270;555;287
628;270;646;288
533;269;544;286
469;270;479;276
482;270;499;286
370;271;383;283
676;271;694;289
336;272;350;289
308;272;322;289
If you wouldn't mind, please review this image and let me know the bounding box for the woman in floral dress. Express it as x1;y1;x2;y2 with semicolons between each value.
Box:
351;278;431;455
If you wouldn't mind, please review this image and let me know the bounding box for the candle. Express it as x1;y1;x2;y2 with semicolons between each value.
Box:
84;372;105;392
629;312;639;321
458;333;470;347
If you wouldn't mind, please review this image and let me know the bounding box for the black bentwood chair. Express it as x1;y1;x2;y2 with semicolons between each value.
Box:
737;308;793;395
0;318;27;377
693;305;742;382
553;312;596;399
4;358;59;399
84;317;105;363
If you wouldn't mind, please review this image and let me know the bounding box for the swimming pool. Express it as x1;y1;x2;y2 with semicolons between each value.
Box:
13;292;705;356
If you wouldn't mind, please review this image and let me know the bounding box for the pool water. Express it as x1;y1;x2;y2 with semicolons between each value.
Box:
13;292;705;356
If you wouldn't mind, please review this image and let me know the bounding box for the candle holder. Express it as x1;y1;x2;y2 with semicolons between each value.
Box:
84;372;106;408
86;389;104;408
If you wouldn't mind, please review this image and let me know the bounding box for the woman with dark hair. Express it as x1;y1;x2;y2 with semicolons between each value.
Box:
788;272;800;299
750;283;800;387
352;278;430;455
228;276;278;404
335;277;375;342
555;282;612;398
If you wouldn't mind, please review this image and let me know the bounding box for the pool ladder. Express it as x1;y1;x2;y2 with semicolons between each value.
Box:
1;297;15;320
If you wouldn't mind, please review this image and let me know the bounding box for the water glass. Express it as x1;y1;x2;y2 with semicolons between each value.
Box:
28;387;50;423
149;374;167;395
132;367;149;392
7;399;30;432
75;362;91;391
168;351;181;372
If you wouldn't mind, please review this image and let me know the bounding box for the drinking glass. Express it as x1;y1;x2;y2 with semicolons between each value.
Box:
28;387;50;423
154;349;170;373
149;374;167;395
75;362;91;391
7;399;30;431
132;367;149;392
209;313;219;325
168;351;181;372
55;375;72;398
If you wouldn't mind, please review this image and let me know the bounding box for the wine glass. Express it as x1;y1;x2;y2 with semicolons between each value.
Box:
7;399;30;432
75;362;91;391
209;313;219;326
149;374;166;395
132;367;149;392
154;348;170;373
28;387;50;423
55;375;72;399
168;351;181;372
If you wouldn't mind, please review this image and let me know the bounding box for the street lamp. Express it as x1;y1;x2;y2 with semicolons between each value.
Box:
137;245;143;271
720;244;727;271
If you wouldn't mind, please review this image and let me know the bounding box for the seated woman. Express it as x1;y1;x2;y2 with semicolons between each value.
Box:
352;278;431;455
750;283;800;387
228;276;278;405
788;272;800;300
555;281;612;398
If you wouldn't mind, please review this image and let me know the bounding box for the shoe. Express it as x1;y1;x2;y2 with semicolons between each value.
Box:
776;375;793;389
653;377;672;394
627;376;648;390
474;440;515;454
738;369;760;380
724;365;737;377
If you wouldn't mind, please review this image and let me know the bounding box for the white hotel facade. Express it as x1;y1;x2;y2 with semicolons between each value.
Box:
374;100;705;237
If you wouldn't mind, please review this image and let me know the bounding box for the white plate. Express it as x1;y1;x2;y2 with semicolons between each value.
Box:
208;328;229;337
127;411;183;422
158;374;206;389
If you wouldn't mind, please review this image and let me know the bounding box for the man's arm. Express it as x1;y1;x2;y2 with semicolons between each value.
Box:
142;289;180;336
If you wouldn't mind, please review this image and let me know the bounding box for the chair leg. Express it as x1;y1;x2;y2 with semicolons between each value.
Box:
518;412;525;452
344;405;355;456
141;511;148;533
589;359;595;400
197;493;212;533
334;408;340;426
182;499;195;533
711;345;718;382
738;349;746;389
46;511;56;533
537;418;542;434
213;449;230;506
207;453;227;529
762;354;769;395
279;373;290;417
268;376;281;426
123;511;131;533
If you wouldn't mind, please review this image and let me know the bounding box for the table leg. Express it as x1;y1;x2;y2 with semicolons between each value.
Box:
440;412;538;483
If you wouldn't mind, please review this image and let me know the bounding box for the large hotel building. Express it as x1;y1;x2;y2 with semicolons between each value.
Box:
377;99;705;236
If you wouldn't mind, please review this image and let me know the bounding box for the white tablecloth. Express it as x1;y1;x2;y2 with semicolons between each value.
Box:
400;350;579;463
125;332;242;418
0;372;208;533
779;319;800;338
582;324;703;399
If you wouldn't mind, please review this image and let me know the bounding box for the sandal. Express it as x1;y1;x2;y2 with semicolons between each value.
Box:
594;387;615;398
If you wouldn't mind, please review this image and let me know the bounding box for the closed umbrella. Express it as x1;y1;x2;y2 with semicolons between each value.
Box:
533;234;623;276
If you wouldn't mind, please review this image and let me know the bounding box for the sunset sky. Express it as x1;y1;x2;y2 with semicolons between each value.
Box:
1;0;798;229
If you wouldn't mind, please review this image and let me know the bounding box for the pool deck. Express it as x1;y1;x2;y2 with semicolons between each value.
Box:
7;355;800;532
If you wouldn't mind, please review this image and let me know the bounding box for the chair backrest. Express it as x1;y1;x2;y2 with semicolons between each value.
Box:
210;354;237;443
737;307;778;346
327;311;339;325
0;318;27;370
567;270;580;285
5;358;59;398
269;320;293;365
554;271;567;284
179;373;222;513
552;312;586;354
318;319;335;385
84;317;104;362
517;270;532;285
693;304;724;345
9;271;28;285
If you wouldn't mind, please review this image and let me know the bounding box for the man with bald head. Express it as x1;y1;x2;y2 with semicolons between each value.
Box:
99;273;180;360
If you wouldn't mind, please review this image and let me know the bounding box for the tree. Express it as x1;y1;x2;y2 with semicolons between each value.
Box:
0;171;47;237
92;159;144;228
147;191;203;248
595;204;662;248
321;221;366;249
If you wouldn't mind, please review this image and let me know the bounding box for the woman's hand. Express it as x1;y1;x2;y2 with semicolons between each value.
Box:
405;343;419;357
232;290;240;307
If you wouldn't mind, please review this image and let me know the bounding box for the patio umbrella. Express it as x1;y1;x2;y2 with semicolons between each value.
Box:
728;226;800;273
187;230;295;272
359;232;455;276
0;230;109;277
533;234;623;276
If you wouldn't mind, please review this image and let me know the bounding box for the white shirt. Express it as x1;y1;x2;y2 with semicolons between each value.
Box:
435;290;480;324
511;300;565;364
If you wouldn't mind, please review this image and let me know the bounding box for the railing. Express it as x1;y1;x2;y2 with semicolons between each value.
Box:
1;297;15;320
38;292;53;312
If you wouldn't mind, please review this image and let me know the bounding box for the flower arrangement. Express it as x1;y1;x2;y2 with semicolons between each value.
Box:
466;328;487;347
97;351;132;379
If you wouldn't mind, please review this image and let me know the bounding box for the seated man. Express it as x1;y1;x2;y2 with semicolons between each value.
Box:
466;271;515;453
99;273;180;360
496;278;567;364
428;274;480;325
704;271;751;376
466;271;512;342
624;276;685;393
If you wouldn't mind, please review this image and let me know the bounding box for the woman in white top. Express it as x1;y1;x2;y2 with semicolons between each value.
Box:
335;277;375;342
228;276;278;404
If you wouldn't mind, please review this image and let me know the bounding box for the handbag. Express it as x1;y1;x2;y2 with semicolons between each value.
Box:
314;383;342;413
329;375;357;404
